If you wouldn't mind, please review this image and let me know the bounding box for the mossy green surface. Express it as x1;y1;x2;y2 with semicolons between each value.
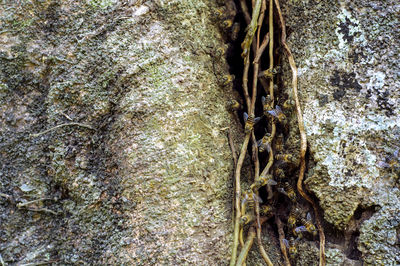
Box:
0;0;242;264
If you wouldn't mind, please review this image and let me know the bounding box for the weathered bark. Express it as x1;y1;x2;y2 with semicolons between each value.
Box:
0;1;242;264
1;0;399;265
281;0;400;264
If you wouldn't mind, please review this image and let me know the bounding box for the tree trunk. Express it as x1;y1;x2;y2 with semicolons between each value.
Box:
0;1;242;264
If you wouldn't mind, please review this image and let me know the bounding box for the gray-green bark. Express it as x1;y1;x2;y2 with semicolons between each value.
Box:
0;0;242;264
1;0;399;265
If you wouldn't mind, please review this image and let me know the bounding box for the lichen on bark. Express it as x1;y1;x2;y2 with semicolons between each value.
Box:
281;0;400;264
0;0;241;264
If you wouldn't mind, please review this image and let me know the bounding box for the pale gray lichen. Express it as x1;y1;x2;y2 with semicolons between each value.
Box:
281;0;400;264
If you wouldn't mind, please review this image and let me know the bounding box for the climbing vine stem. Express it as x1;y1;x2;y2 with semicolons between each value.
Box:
230;133;251;266
276;216;291;266
229;0;325;264
274;0;326;265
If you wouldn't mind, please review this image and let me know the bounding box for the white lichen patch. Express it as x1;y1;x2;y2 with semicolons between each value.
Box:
359;192;400;264
134;5;150;17
366;70;386;91
284;0;400;262
304;100;400;189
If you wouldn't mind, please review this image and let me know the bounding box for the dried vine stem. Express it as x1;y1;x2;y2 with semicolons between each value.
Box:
252;132;272;266
241;0;262;62
239;228;245;248
231;133;251;266
236;216;272;265
255;33;270;97
259;0;276;202
228;130;238;167
252;2;273;266
30;122;95;138
267;0;275;105
16;198;52;208
273;0;326;265
240;0;270;94
240;0;251;24
231;52;253;266
242;53;252;111
236;227;256;266
259;115;276;177
240;0;267;110
240;0;258;56
232;51;251;259
24;207;58;215
231;1;264;264
276;216;291;266
252;132;261;227
228;129;239;246
253;33;270;64
255;0;266;48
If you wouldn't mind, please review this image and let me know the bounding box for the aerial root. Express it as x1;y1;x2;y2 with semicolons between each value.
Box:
276;216;291;266
274;0;326;265
230;134;251;266
229;0;325;264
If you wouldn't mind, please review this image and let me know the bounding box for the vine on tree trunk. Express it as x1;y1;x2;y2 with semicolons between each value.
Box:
217;0;326;265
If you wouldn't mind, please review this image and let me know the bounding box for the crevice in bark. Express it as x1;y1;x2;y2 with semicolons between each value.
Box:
220;0;331;264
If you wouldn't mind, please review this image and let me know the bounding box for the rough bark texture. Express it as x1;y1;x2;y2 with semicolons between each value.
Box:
1;0;400;265
281;0;400;264
0;1;243;264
